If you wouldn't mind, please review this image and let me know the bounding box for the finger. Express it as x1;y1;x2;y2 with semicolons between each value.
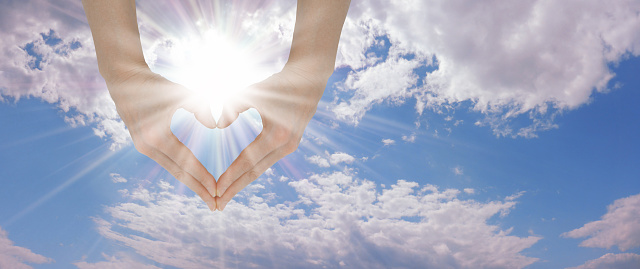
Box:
217;147;286;211
182;94;217;129
216;131;277;197
156;130;217;198
217;92;253;128
146;147;217;211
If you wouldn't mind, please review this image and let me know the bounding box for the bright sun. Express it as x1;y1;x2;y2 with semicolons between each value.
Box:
162;29;272;122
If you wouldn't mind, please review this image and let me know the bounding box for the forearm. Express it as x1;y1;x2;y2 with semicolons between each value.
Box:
82;0;148;83
286;0;351;80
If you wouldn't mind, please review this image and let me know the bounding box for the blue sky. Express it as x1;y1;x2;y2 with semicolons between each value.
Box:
1;0;640;268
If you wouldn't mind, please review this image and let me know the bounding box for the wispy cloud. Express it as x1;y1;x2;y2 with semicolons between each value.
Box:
453;166;464;176
0;226;53;268
74;253;160;269
110;173;128;183
562;193;640;251
567;253;640;269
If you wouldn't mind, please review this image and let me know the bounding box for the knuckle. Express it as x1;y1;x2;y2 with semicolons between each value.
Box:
270;127;292;146
283;140;300;155
133;140;152;155
236;158;255;173
172;170;187;182
194;187;210;200
246;170;262;181
139;130;164;148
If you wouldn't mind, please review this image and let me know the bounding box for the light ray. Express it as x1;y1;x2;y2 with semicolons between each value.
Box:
3;144;116;227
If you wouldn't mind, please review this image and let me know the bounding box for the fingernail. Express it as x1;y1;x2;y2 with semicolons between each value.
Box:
216;189;221;197
219;202;227;211
206;201;215;211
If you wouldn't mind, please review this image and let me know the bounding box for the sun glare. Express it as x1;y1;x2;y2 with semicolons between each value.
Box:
165;30;272;122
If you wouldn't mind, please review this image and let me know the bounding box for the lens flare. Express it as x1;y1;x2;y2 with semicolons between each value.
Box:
161;29;271;121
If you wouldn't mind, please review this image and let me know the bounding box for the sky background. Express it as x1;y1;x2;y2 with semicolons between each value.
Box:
1;0;640;268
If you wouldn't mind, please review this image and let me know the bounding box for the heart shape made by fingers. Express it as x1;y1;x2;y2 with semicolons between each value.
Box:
171;107;263;180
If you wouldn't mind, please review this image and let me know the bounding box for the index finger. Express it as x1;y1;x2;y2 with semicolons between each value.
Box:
156;130;217;198
145;147;217;211
216;132;277;197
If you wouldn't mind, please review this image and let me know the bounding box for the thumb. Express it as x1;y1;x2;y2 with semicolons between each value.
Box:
217;93;252;128
182;94;217;129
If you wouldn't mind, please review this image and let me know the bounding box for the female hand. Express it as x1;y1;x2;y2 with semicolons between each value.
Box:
215;64;327;210
107;67;219;210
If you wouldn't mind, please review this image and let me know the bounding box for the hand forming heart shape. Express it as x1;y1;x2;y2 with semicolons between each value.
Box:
83;0;350;211
108;64;327;211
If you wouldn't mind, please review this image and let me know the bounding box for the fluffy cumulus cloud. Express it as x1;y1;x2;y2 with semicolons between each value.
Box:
306;151;356;168
87;168;540;269
329;152;355;165
562;193;640;251
0;226;53;268
333;0;640;136
568;253;640;269
382;138;395;146
305;155;330;168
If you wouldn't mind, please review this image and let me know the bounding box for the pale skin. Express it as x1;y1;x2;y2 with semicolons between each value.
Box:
82;0;350;211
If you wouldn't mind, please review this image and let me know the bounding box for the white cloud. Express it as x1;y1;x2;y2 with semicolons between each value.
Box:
0;226;53;268
562;193;640;251
264;168;275;177
74;253;160;269
307;152;356;167
109;173;128;183
333;53;422;124
333;0;640;136
463;188;475;194
402;134;416;143
0;0;129;150
568;253;640;269
453;166;464;176
329;152;356;165
382;139;395;146
88;170;540;269
4;0;640;148
306;155;330;167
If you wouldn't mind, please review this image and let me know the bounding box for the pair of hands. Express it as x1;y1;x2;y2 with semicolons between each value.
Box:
108;64;326;211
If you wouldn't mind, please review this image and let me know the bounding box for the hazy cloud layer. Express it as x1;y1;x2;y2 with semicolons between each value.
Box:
0;226;53;269
74;253;161;269
89;170;540;269
568;253;640;269
563;193;640;251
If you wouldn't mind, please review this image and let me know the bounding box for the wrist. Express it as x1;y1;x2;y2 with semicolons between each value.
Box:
283;59;334;84
101;60;151;85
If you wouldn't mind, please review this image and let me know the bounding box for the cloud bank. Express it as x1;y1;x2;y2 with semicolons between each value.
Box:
2;0;639;147
333;0;640;136
86;169;540;269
